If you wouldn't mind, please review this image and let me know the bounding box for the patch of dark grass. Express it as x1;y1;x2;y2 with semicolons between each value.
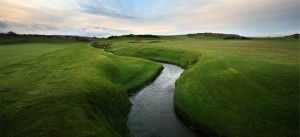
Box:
91;42;111;49
148;41;164;43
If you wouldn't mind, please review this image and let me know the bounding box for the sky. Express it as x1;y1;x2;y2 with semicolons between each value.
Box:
0;0;299;37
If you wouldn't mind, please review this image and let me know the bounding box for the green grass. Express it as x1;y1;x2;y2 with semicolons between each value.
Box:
0;43;162;137
1;35;298;137
0;43;75;68
110;45;199;68
106;35;299;137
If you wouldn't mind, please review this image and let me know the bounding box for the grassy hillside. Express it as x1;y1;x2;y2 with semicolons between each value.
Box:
106;35;299;137
110;45;199;68
0;43;162;137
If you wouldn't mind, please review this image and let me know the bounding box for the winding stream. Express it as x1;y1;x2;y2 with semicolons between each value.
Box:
128;63;198;137
100;49;198;136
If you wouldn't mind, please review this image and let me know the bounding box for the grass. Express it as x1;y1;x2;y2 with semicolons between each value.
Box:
1;34;298;137
0;42;162;137
110;45;199;68
0;43;74;68
105;35;299;137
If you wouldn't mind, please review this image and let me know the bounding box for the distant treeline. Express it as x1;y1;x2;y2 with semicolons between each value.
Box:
0;31;96;45
284;34;300;39
187;32;251;40
187;32;300;40
108;34;160;39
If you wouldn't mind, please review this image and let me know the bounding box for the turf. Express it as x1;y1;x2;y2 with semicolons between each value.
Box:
110;45;199;68
106;35;299;137
0;43;162;137
0;43;74;68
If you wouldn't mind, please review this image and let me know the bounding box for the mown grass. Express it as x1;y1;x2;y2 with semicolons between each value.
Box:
0;43;162;137
0;43;75;68
106;35;299;137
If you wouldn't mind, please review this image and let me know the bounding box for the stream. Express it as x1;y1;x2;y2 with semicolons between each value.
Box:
128;63;198;137
100;49;198;136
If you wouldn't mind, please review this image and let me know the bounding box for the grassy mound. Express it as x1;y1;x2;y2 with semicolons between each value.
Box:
175;54;299;136
111;45;199;68
106;36;299;137
0;43;162;137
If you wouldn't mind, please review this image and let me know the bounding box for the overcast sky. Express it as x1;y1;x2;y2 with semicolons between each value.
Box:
0;0;299;37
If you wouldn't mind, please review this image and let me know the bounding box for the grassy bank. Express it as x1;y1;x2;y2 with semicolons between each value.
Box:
106;35;299;137
109;42;200;68
0;43;162;137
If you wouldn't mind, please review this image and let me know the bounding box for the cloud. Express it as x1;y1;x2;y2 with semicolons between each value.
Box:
166;0;299;35
0;20;131;37
0;21;7;28
0;0;298;36
78;0;140;20
76;0;183;22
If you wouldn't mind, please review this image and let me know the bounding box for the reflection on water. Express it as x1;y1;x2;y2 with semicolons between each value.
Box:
128;63;198;137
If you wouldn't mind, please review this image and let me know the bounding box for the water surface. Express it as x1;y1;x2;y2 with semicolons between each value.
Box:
128;63;198;137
